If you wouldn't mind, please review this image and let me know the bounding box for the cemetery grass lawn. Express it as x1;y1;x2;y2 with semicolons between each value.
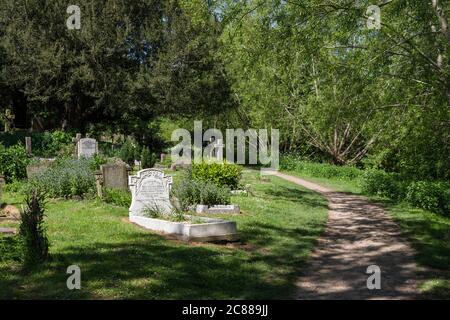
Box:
0;171;328;299
283;170;450;299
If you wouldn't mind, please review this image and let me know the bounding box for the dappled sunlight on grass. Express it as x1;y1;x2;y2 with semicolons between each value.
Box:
0;170;328;299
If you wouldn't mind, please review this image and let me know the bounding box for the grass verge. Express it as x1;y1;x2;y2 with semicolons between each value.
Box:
0;170;327;299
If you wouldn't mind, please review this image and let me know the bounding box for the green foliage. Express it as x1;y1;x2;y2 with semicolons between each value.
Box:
140;147;156;169
0;144;30;182
89;154;108;171
143;205;163;219
359;170;403;199
40;131;73;157
0;131;73;158
220;1;450;179
102;188;132;208
172;176;231;210
161;154;172;166
281;155;363;181
406;182;450;216
19;190;49;264
199;182;231;206
27;158;96;199
0;0;232;134
119;140;136;167
0;235;23;263
3;180;26;193
191;161;242;189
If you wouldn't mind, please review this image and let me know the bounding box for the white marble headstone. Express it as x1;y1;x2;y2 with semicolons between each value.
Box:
129;169;173;216
77;138;98;159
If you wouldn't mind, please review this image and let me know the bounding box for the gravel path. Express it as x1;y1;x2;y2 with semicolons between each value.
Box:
275;172;420;300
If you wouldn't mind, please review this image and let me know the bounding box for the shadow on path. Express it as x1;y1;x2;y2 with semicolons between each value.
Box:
276;172;421;300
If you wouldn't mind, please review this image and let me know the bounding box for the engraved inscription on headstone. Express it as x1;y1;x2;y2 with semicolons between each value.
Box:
77;138;98;158
129;169;173;216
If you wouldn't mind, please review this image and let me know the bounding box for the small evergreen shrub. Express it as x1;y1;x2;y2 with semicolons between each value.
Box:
191;161;242;189
0;144;30;182
141;147;156;169
19;190;49;264
119;139;136;166
0;130;73;158
406;181;450;216
103;188;132;207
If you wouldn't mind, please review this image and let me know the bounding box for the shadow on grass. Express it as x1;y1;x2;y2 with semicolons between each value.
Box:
0;220;322;299
264;185;328;209
371;199;450;271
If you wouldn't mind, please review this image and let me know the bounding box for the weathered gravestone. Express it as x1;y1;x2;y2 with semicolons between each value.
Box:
100;163;129;191
129;169;173;216
26;160;53;179
77;138;98;159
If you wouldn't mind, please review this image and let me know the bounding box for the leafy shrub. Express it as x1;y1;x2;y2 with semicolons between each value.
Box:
200;182;231;206
359;169;402;199
0;144;30;182
119;139;136;166
19;190;49;264
280;155;363;181
89;154;108;171
27;158;96;198
0;130;72;158
40;130;73;157
141;147;156;169
191;161;242;189
406;181;450;216
103;188;132;207
3;180;26;193
172;177;231;210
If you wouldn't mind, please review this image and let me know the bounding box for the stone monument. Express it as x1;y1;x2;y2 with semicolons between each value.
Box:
77;138;98;159
129;169;173;216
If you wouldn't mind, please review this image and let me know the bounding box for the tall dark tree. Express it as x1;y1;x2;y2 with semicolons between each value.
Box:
0;0;233;135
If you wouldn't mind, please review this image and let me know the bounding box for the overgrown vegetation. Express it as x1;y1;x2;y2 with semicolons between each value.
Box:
0;131;73;158
0;144;29;182
282;155;450;216
173;178;231;210
27;158;96;199
19;191;49;265
102;188;132;208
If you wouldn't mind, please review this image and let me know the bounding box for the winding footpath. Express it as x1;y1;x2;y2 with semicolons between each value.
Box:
275;172;421;300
